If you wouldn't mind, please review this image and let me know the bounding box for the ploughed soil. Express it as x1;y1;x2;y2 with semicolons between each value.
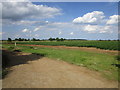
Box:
2;49;118;88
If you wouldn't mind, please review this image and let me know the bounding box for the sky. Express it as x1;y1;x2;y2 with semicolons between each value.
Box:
1;2;119;40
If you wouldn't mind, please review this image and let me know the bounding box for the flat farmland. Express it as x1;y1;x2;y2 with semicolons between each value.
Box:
2;40;120;88
2;42;119;82
4;40;119;50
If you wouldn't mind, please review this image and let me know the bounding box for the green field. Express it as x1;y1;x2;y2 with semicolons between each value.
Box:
3;40;119;50
2;44;119;81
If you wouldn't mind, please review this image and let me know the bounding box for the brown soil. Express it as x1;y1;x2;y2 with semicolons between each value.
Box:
18;44;118;55
2;50;118;88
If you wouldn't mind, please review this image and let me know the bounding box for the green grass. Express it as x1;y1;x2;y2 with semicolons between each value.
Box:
3;40;119;50
2;44;119;81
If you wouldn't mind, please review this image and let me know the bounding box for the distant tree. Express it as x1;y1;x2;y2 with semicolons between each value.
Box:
56;37;60;41
24;39;28;41
36;39;40;41
52;38;55;40
21;38;24;41
49;37;53;41
15;38;19;41
28;39;30;41
60;38;64;41
7;38;12;42
31;38;36;41
18;38;22;41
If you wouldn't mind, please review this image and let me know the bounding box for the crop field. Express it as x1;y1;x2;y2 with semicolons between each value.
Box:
2;44;120;81
3;40;119;50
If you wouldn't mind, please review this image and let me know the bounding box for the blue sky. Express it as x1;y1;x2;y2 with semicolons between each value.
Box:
33;2;118;21
2;2;119;40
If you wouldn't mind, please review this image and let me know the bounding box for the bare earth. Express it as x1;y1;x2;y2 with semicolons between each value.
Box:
2;50;118;88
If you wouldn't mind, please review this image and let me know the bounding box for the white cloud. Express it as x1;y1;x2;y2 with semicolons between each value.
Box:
0;32;5;35
99;26;113;33
83;24;115;33
2;19;50;26
34;34;39;37
3;21;117;40
59;31;62;34
73;11;105;24
10;20;38;25
15;34;20;37
70;32;74;35
83;25;98;32
33;21;116;34
15;20;39;25
34;27;40;32
106;15;120;24
46;21;49;23
72;11;118;33
2;2;61;21
33;22;71;31
22;28;29;32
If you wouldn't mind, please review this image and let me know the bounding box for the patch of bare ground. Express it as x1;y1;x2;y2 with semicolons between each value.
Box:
2;50;118;88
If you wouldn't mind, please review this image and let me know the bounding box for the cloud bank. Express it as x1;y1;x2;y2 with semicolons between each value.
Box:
2;2;61;21
106;15;119;24
73;11;105;24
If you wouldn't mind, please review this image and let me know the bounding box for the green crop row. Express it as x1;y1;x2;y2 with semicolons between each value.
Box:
3;40;119;50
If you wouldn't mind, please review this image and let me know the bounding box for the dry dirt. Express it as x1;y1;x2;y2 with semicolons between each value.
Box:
2;50;118;88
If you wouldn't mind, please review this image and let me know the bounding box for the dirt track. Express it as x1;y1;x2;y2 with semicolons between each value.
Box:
2;50;118;88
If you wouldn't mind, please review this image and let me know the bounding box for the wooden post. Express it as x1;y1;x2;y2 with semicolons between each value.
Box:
15;42;16;46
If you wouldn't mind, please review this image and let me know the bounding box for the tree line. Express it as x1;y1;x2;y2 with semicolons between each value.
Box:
7;37;119;42
48;37;65;41
7;37;66;42
7;38;39;41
